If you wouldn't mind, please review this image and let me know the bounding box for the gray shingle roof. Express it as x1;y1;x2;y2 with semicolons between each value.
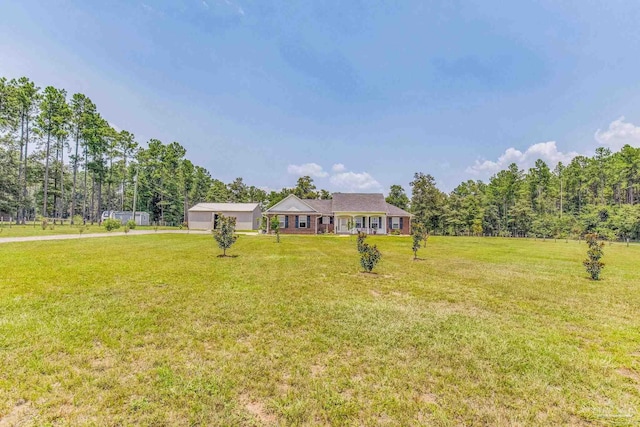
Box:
385;202;412;216
303;199;333;215
331;193;388;212
268;193;413;216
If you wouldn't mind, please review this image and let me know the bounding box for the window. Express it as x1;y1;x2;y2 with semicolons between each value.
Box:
355;217;363;228
392;217;400;230
322;216;330;225
371;217;379;229
298;215;307;228
278;215;285;228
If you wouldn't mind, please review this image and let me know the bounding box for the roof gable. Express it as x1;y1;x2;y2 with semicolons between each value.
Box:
265;194;319;213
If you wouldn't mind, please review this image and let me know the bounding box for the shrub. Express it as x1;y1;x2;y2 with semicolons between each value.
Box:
40;217;48;230
124;225;130;234
360;243;382;273
357;231;367;253
72;215;84;227
103;218;121;232
126;219;136;230
583;233;605;280
213;214;238;256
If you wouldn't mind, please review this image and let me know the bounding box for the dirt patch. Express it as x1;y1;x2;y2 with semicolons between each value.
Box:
360;272;380;277
418;393;438;405
370;290;381;297
617;368;640;382
310;364;325;377
0;400;36;427
239;394;276;425
217;254;238;258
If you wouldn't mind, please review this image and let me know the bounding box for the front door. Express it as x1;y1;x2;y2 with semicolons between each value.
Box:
339;218;347;233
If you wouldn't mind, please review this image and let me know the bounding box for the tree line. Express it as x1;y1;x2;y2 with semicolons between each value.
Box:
3;74;638;239
387;147;640;242
0;76;330;225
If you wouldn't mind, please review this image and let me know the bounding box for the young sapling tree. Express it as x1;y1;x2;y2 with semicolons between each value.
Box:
213;214;238;257
270;216;281;243
411;228;422;260
583;233;605;280
360;242;382;273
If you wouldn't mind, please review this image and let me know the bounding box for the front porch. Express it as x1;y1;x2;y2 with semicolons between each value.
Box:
334;214;387;235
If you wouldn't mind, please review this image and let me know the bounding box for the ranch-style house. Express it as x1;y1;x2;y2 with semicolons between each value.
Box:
265;193;412;235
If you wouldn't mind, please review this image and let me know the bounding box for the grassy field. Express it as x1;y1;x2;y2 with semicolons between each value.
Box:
0;223;178;238
1;234;639;425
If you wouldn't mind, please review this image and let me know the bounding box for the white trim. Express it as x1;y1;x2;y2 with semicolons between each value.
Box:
391;217;400;229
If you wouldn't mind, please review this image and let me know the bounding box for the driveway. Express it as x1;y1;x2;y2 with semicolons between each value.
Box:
0;229;217;244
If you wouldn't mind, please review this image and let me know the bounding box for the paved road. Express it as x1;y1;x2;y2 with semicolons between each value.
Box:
0;229;259;245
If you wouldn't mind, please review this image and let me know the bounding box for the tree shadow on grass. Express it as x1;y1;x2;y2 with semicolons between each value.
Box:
412;257;426;261
217;254;239;258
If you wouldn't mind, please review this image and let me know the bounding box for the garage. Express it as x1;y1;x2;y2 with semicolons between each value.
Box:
187;203;262;231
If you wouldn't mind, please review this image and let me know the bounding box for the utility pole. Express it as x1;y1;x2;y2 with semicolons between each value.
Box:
132;166;139;226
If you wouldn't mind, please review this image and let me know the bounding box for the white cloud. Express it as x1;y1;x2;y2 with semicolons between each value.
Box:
202;1;210;9
287;162;328;178
286;162;382;192
332;163;346;172
595;116;640;150
330;171;382;192
467;141;579;176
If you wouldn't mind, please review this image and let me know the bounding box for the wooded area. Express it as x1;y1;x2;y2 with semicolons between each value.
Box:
1;75;639;240
0;76;315;225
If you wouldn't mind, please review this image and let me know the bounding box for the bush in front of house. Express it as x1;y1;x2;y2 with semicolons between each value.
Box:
360;242;382;273
583;233;605;280
103;218;121;232
357;231;367;253
126;219;136;230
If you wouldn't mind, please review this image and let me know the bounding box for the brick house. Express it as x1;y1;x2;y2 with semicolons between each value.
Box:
264;193;412;235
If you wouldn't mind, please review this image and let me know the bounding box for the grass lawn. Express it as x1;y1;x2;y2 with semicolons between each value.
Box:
1;235;639;425
0;224;178;238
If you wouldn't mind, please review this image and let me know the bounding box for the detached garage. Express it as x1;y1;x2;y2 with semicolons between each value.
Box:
187;203;262;231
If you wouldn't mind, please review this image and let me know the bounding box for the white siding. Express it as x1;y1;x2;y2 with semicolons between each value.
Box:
187;206;261;230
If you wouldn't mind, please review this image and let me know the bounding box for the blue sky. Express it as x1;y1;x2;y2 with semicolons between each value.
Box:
2;0;640;193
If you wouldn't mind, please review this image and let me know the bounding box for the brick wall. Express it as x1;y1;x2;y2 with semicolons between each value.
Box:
387;216;411;235
267;214;318;234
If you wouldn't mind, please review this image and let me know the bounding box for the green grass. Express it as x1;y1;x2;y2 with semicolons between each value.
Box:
1;235;639;425
0;224;178;238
